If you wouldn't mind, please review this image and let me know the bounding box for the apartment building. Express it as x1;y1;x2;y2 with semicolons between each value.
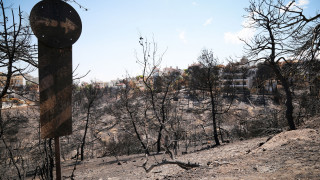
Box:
221;68;257;89
0;73;26;87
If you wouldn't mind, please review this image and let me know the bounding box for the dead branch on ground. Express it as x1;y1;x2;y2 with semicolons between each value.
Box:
141;154;200;173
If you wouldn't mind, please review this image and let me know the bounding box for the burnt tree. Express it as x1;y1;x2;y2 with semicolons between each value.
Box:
243;0;320;130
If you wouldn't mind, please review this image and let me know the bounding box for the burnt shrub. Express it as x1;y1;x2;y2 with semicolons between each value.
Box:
103;133;144;156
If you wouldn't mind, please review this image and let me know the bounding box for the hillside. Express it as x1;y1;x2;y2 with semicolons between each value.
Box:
57;118;320;180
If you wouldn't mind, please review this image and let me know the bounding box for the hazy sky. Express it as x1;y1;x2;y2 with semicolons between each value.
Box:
7;0;320;82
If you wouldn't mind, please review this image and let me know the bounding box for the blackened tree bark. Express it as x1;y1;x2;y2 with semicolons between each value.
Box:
0;1;37;179
118;79;150;155
0;0;37;111
190;49;222;145
209;82;220;145
243;0;320;130
136;37;180;153
80;83;102;161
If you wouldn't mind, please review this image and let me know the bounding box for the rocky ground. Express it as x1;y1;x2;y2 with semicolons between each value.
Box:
55;117;320;180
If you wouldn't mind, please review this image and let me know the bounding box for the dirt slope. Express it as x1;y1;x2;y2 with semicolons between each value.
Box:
168;128;320;180
57;126;320;180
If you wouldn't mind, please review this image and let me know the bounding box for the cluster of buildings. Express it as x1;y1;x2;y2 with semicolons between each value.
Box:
187;58;258;91
0;73;39;88
3;58;307;98
76;58;312;95
81;66;185;90
0;73;39;106
84;60;259;93
0;60;274;96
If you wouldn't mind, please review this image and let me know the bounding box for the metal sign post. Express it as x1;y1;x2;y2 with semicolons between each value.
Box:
55;136;61;179
30;0;82;179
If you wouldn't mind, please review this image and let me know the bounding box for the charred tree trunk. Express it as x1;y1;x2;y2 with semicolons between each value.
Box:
209;84;220;145
280;79;296;130
272;66;296;130
156;83;170;153
80;103;92;161
267;17;296;130
156;124;164;153
130;115;149;155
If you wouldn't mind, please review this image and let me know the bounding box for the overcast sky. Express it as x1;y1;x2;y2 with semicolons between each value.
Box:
7;0;320;82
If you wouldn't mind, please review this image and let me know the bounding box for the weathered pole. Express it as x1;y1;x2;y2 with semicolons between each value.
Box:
55;137;61;180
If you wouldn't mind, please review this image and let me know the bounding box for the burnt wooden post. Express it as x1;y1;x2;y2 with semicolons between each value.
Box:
30;0;82;179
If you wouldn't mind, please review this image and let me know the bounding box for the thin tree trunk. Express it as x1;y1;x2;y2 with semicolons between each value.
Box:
81;104;91;161
131;118;149;155
156;83;170;153
156;125;163;153
2;138;22;179
125;96;150;155
209;86;220;145
262;86;266;107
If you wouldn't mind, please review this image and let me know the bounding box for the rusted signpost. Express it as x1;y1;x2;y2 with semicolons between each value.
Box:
30;0;82;179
